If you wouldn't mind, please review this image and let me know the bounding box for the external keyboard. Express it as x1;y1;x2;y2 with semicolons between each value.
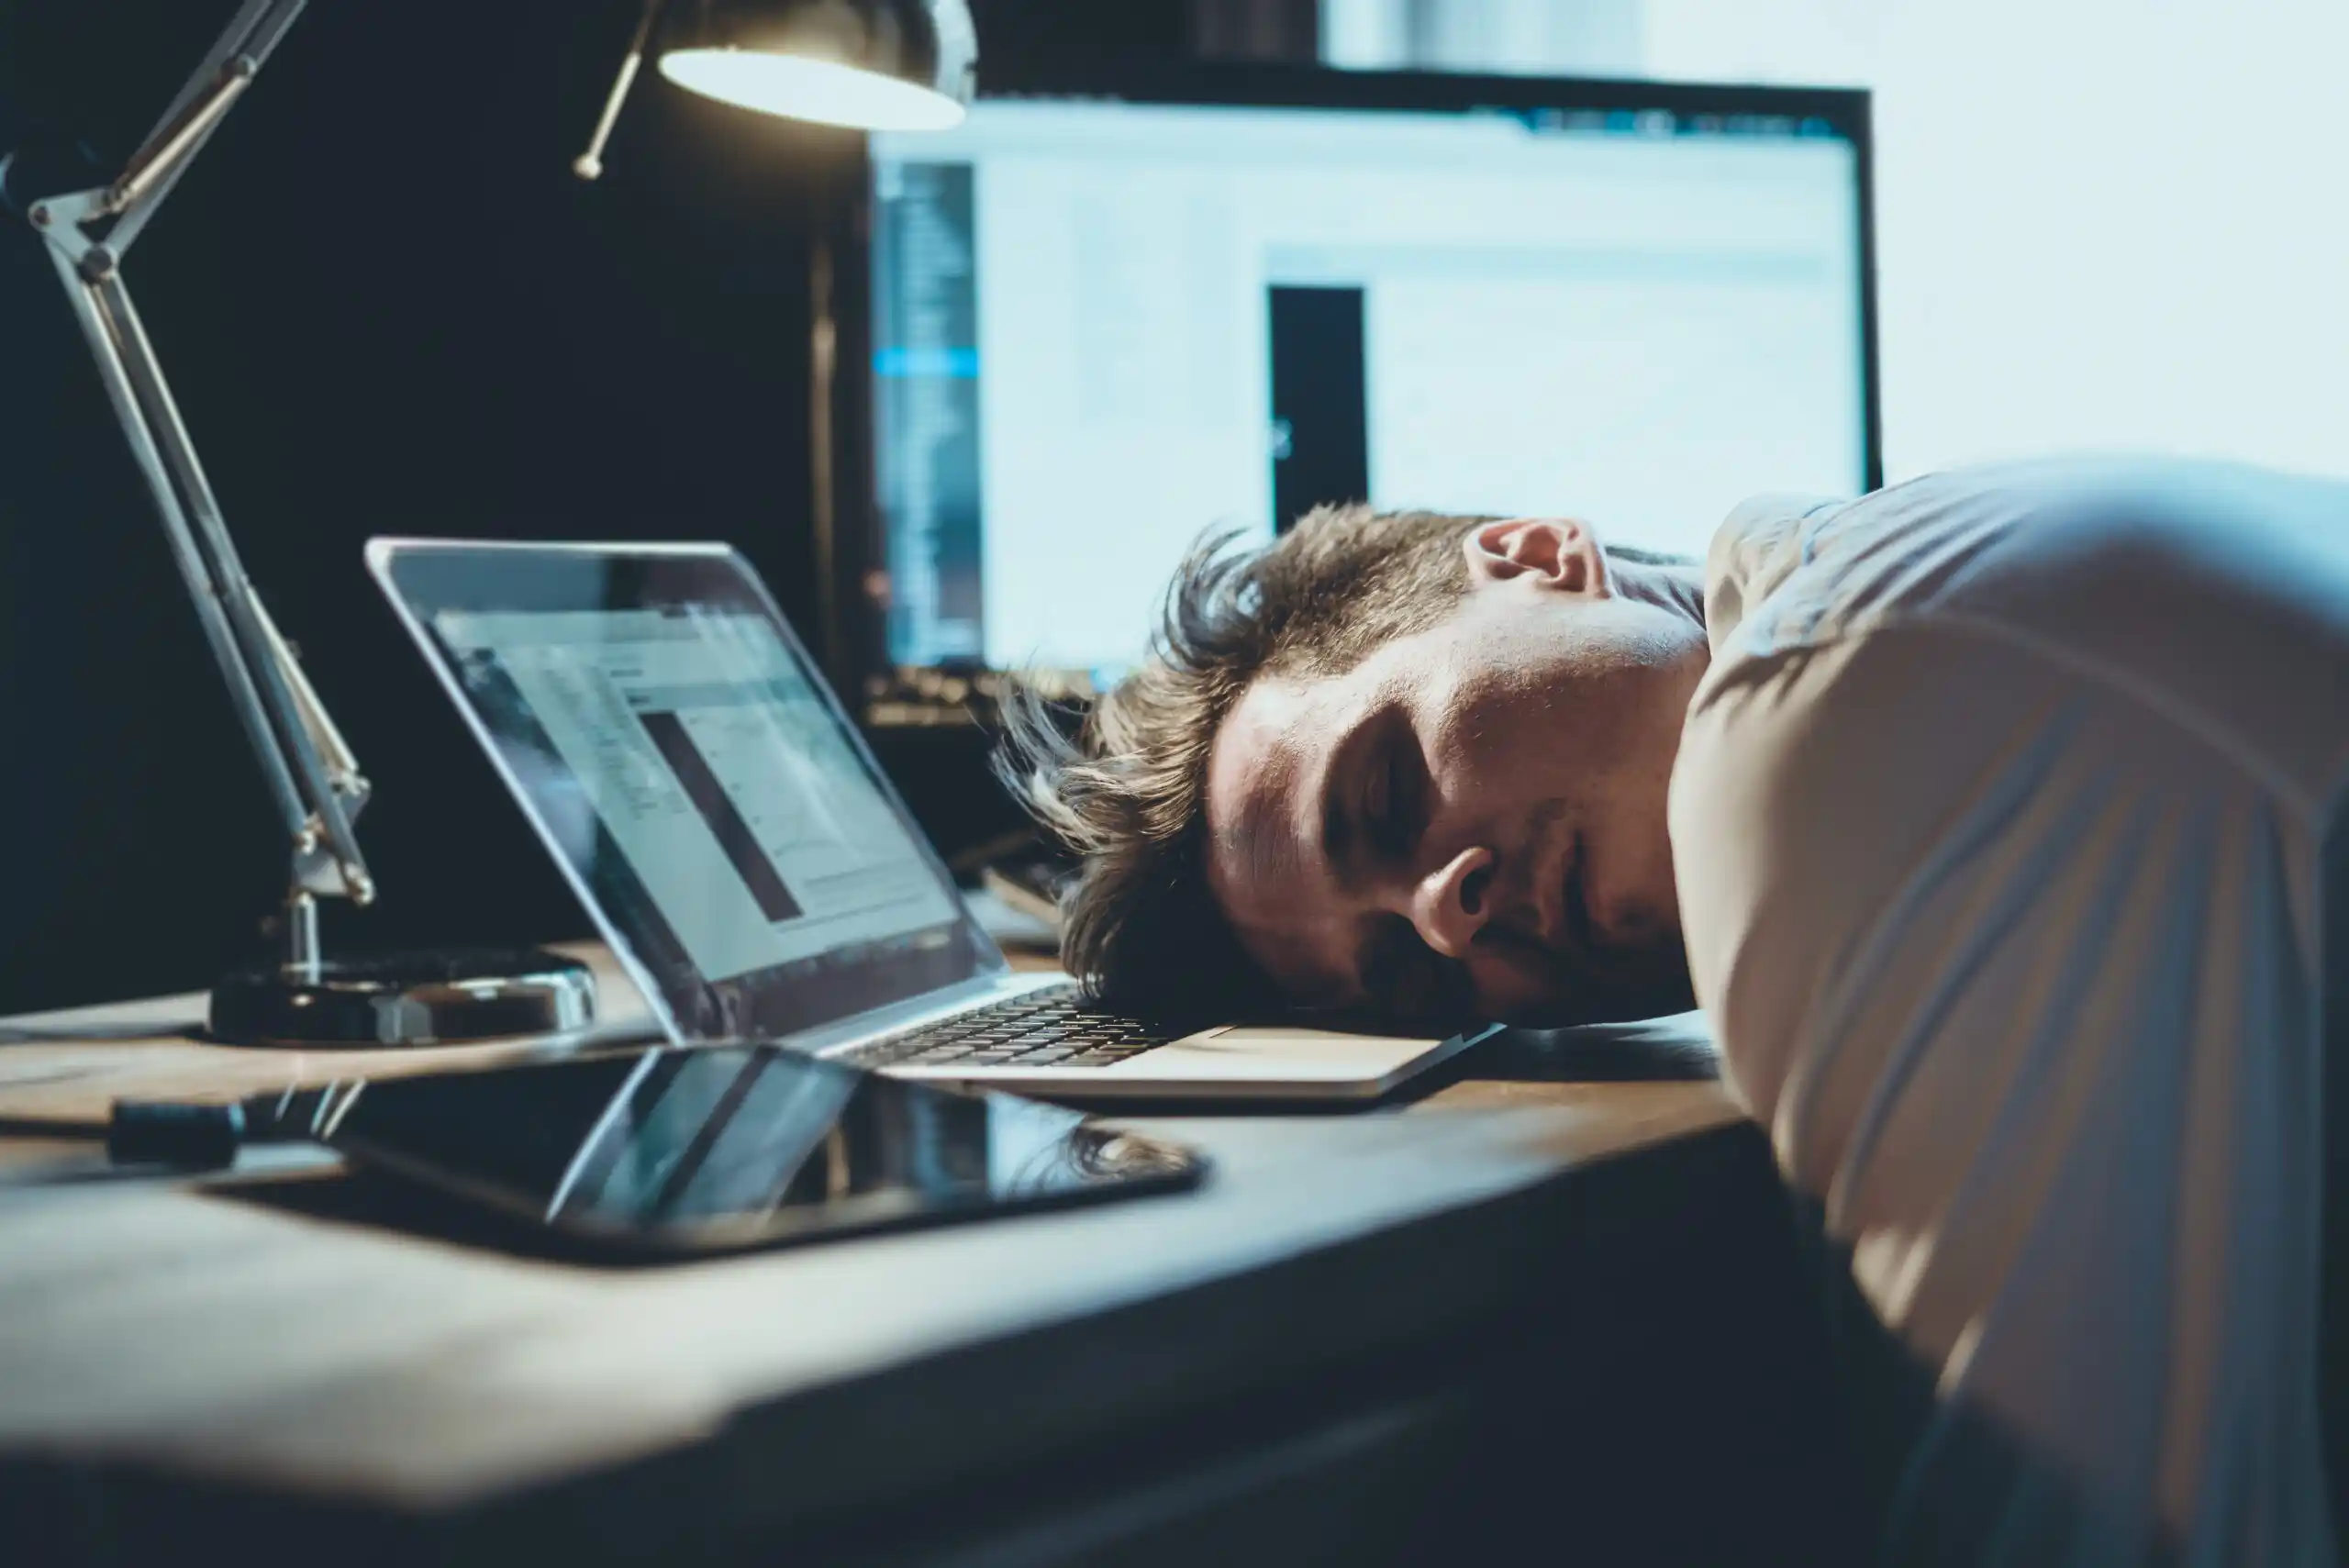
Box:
841;983;1185;1071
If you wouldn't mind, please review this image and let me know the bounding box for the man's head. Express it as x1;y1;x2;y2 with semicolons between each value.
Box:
996;504;1709;1029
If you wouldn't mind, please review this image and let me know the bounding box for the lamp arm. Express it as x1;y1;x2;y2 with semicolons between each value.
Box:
100;0;311;258
574;0;669;181
24;0;376;953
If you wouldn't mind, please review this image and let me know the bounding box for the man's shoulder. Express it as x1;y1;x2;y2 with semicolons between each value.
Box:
1712;458;2349;638
1667;488;2349;1130
1698;468;2016;669
1698;458;2349;803
1702;460;2174;662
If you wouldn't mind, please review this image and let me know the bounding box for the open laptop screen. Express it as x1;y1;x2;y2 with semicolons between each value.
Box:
368;542;1005;1042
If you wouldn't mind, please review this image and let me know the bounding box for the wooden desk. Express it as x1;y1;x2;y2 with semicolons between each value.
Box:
0;951;1840;1567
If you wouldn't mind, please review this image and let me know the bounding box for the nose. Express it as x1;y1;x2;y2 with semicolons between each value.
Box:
1408;846;1496;959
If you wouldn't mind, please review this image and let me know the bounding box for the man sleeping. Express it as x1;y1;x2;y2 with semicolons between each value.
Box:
996;455;2349;1564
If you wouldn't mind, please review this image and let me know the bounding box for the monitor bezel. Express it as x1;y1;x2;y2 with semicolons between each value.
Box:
830;61;1880;696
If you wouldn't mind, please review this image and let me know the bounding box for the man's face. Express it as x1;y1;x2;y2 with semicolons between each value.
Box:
1202;519;1707;1028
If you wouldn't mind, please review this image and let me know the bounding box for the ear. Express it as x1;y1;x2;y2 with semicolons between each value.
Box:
1462;517;1611;596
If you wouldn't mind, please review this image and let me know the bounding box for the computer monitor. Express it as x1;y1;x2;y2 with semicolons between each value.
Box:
860;66;1876;684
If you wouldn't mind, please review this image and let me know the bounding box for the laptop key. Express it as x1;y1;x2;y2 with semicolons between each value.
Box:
842;984;1198;1071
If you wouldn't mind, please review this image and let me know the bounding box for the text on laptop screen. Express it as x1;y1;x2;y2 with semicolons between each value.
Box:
870;99;1868;676
431;606;961;984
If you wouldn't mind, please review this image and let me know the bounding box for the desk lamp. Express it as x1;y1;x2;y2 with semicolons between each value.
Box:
9;0;975;1047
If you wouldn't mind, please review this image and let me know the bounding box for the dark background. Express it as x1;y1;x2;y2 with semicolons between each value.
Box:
0;0;1308;1013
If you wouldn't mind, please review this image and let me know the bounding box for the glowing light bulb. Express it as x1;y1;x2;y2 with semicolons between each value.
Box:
658;49;968;131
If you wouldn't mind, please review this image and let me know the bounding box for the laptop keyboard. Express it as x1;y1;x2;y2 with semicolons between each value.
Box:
840;983;1187;1071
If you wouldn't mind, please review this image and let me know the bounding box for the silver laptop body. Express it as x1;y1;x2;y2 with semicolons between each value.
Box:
367;539;1495;1102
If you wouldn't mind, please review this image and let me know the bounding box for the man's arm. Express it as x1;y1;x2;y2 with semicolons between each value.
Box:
1670;614;2334;1562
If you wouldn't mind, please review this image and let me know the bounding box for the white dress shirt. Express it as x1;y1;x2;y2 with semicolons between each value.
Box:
1669;457;2349;1562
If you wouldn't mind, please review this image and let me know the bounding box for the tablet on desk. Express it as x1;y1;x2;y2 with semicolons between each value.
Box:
321;1045;1205;1260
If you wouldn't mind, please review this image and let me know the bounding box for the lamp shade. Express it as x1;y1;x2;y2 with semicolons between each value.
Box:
657;0;977;132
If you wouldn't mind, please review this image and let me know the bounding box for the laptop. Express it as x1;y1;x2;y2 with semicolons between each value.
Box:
366;540;1499;1101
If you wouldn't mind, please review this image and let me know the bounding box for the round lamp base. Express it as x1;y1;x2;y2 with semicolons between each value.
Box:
208;947;598;1048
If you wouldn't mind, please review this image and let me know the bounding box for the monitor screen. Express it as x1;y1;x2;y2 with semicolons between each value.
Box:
868;86;1872;678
